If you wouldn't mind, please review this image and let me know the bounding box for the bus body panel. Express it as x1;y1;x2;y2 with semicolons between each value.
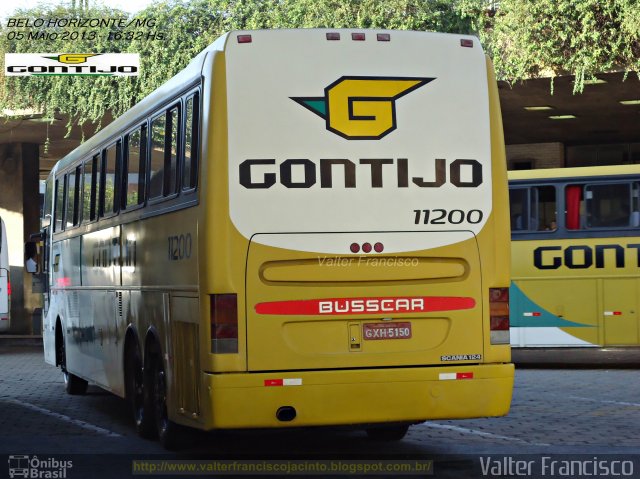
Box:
225;30;493;252
246;232;483;371
204;363;514;429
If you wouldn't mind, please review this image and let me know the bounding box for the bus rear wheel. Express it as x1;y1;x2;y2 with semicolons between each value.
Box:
125;343;155;439
150;355;182;450
365;424;410;441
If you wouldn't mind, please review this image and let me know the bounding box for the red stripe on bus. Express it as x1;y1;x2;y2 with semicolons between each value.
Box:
255;296;476;315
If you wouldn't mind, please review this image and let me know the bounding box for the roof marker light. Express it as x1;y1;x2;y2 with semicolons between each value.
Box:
352;33;365;41
374;242;384;253
377;33;390;42
362;243;372;253
460;38;473;48
350;243;360;253
237;34;252;44
326;32;340;41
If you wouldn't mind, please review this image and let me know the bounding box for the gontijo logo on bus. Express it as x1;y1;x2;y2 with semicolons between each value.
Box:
291;76;434;139
4;53;139;76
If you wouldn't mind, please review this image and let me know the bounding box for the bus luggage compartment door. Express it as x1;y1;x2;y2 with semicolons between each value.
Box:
245;232;484;372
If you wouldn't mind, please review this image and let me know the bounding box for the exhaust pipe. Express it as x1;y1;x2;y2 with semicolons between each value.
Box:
276;406;296;422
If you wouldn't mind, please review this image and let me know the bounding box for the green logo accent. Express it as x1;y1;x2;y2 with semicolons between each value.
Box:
509;283;590;328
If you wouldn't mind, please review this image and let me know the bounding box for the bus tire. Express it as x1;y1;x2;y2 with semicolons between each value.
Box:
150;354;182;450
58;331;88;395
365;424;410;441
125;342;156;439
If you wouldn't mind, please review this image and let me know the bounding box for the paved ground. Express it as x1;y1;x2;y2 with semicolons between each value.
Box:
0;344;639;478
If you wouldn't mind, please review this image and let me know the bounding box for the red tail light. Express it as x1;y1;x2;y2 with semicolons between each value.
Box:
7;281;11;296
489;287;510;344
211;294;238;353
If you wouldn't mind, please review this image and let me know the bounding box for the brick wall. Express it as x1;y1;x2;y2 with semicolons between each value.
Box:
506;142;564;170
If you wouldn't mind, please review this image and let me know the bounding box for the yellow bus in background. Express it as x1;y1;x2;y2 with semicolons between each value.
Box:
509;165;640;355
34;29;513;449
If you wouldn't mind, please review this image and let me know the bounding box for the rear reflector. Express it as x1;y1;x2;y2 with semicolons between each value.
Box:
326;32;340;41
489;287;510;344
237;34;252;44
351;33;365;41
460;38;474;48
439;372;474;380
211;294;238;353
377;33;390;42
7;281;11;296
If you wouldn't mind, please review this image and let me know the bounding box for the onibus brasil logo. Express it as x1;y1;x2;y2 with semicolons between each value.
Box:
291;76;434;140
4;53;139;76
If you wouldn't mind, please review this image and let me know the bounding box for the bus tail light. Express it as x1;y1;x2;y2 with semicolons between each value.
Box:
7;280;10;296
489;288;510;344
211;294;238;353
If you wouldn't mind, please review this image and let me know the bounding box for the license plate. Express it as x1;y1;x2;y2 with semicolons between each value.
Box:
363;322;412;340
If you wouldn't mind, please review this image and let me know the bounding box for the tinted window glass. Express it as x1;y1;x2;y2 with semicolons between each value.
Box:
586;183;631;228
183;93;199;190
93;155;101;220
54;178;65;232
126;126;145;207
65;170;77;228
509;189;529;231
149;114;166;198
102;144;118;216
168;107;179;195
82;159;94;223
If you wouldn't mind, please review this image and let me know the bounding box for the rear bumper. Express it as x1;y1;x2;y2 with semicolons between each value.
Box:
202;363;514;429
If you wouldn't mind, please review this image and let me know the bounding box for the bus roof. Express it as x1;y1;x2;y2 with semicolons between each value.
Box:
508;164;640;181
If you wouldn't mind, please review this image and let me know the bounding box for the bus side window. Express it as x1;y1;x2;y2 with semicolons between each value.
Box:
183;92;199;191
149;113;166;199
509;188;529;231
585;183;631;228
81;158;95;223
54;177;65;232
65;167;80;229
125;125;146;208
101;142;120;217
167;106;180;196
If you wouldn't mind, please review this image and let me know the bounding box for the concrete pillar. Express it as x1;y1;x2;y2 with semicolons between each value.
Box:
0;143;42;334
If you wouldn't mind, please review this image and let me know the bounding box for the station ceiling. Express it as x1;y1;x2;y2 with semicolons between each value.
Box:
499;71;640;145
1;71;639;178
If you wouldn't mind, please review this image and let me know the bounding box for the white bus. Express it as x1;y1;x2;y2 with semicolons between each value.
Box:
35;29;513;449
0;216;10;331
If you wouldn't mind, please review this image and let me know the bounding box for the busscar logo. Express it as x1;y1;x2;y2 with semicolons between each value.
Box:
291;76;434;140
4;53;139;76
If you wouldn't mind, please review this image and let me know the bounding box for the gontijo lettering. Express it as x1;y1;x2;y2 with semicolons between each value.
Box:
534;244;640;269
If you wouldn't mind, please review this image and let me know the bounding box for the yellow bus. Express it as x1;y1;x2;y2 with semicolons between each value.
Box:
509;165;640;354
32;29;513;448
